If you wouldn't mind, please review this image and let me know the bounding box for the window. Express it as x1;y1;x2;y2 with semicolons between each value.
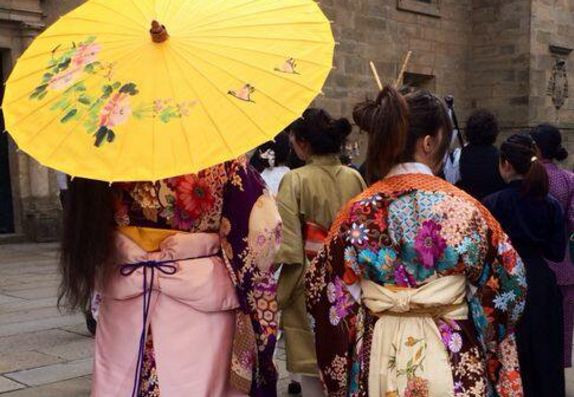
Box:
403;72;436;91
397;0;440;17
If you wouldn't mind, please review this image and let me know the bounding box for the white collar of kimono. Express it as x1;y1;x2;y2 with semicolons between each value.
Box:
386;162;433;178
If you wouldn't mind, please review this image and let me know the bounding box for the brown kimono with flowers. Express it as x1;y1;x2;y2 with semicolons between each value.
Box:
306;174;526;397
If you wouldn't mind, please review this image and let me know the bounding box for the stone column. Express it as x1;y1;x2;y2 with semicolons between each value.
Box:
15;21;62;242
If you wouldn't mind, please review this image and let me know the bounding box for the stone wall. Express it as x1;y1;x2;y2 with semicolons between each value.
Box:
529;0;574;165
315;0;472;130
468;0;532;130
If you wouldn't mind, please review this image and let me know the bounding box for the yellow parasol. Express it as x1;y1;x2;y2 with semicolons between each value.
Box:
3;0;334;182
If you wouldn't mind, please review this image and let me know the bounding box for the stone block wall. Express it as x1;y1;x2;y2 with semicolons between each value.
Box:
529;0;574;168
468;0;532;130
315;0;472;125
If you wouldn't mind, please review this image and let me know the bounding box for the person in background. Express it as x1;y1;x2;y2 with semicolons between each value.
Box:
276;108;366;396
458;109;506;200
307;87;526;396
250;131;291;196
531;123;574;368
484;133;565;397
59;158;282;397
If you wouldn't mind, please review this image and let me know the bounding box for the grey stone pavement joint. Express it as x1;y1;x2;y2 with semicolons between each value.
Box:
0;242;571;396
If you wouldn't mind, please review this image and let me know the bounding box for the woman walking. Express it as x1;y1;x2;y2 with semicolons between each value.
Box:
276;108;365;396
59;158;282;397
485;134;566;397
306;87;526;396
532;123;574;368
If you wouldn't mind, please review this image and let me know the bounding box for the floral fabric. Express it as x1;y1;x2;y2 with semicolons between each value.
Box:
306;173;526;397
113;157;282;397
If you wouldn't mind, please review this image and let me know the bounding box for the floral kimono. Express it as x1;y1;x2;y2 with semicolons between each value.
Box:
92;158;282;397
306;163;526;397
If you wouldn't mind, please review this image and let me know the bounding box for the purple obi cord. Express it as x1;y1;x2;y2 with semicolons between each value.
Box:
120;259;178;397
120;251;221;397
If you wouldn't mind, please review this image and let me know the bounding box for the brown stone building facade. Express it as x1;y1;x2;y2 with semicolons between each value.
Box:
0;0;573;241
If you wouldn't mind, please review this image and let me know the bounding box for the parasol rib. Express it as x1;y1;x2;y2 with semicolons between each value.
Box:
90;1;147;30
168;47;235;155
185;20;328;37
176;40;321;92
182;38;332;68
8;40;141;86
185;2;313;35
62;17;144;33
171;41;303;115
9;44;147;135
19;44;148;148
170;43;291;145
159;46;196;173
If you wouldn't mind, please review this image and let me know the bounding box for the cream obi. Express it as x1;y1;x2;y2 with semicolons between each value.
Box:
362;275;468;397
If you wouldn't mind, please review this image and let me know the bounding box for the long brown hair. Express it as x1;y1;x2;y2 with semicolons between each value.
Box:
59;178;115;311
353;86;408;183
354;86;453;183
500;133;549;198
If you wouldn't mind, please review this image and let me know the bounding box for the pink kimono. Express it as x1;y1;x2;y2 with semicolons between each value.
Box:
91;159;282;397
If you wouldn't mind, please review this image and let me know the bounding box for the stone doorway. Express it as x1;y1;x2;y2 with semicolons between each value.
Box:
0;54;14;234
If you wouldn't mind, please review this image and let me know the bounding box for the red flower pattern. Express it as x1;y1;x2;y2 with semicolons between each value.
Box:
173;174;215;220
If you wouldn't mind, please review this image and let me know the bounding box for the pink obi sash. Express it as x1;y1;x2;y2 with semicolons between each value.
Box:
92;230;242;397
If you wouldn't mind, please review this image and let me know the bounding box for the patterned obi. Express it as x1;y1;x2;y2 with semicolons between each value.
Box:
362;275;469;397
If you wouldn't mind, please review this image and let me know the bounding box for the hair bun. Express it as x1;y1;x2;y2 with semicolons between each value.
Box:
353;99;378;132
555;146;569;161
332;118;352;139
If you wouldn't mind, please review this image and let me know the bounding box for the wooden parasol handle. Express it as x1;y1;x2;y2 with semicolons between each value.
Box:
394;51;412;88
150;20;169;43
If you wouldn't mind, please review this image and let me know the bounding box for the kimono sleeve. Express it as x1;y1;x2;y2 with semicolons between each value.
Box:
275;171;306;308
544;198;566;262
220;159;282;396
275;171;305;266
465;223;527;397
305;213;361;396
221;159;282;274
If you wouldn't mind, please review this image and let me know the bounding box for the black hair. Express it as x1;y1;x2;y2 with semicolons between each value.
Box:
289;108;352;155
500;133;549;198
353;87;453;183
531;123;568;161
59;178;115;311
465;109;500;145
250;131;291;172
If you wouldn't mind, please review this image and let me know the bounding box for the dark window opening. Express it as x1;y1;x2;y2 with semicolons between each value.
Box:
0;55;14;234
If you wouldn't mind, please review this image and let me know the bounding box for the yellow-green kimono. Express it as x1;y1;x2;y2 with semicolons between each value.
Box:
276;154;366;375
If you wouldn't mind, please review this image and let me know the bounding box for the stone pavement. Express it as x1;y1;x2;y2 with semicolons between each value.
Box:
0;242;291;396
0;242;573;396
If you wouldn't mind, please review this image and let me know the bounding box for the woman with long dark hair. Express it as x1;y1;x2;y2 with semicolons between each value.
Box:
60;159;282;397
306;87;526;396
484;133;566;397
532;123;574;368
275;108;365;396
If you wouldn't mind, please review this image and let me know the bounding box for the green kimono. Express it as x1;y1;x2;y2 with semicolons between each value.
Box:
276;155;366;375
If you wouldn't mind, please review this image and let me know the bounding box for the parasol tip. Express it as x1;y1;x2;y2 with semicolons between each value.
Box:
150;20;169;43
